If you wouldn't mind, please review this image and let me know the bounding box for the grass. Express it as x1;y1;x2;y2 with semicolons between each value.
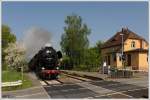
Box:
2;71;22;82
2;70;33;91
73;66;99;72
59;73;68;79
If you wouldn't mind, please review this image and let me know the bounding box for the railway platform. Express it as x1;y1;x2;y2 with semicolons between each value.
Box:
61;70;148;87
61;70;108;79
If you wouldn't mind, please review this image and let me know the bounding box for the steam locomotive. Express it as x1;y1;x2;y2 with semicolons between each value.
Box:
28;44;62;79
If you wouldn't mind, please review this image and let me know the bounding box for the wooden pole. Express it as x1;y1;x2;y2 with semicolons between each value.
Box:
21;64;23;84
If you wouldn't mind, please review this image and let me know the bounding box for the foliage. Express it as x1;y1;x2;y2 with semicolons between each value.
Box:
60;56;72;70
2;25;16;70
84;41;104;71
75;44;102;72
61;40;104;72
4;42;28;72
60;14;91;68
60;14;105;71
96;40;104;54
2;25;16;48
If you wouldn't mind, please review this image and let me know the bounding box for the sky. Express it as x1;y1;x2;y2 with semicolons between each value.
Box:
2;1;148;50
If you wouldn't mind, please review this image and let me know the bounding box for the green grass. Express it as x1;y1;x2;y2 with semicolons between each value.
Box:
73;65;99;72
59;73;67;78
2;71;22;82
2;70;33;91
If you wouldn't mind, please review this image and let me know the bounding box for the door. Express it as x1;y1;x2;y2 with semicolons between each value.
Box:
108;55;110;65
127;54;131;66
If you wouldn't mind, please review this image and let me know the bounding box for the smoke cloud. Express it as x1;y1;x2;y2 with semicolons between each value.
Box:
22;27;51;60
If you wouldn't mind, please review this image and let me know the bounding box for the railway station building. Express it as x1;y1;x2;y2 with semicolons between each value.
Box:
101;28;149;72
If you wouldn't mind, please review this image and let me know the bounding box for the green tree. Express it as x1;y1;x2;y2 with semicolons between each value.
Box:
96;40;104;54
92;40;104;67
2;25;16;70
80;41;104;72
60;14;91;68
83;48;100;71
2;25;16;48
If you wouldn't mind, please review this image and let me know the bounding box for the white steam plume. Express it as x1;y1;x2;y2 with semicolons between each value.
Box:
22;27;52;60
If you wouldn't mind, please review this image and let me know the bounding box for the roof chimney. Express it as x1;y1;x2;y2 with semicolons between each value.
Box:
122;27;128;33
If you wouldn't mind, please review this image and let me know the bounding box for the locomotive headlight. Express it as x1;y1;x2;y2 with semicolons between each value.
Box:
56;67;59;70
46;50;51;54
42;67;45;70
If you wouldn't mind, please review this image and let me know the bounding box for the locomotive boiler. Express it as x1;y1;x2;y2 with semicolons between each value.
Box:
28;44;62;79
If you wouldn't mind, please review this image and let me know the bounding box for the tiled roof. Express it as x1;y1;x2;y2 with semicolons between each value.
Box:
101;28;148;49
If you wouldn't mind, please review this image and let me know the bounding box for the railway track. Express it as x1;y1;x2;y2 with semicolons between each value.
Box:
61;71;103;81
40;71;103;86
41;76;84;86
40;72;148;99
41;79;64;86
61;73;90;82
56;79;64;84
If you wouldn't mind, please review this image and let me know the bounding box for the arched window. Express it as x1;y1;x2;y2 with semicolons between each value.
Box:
131;41;135;48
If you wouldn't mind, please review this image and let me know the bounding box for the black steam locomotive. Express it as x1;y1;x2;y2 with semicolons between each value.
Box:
28;44;62;79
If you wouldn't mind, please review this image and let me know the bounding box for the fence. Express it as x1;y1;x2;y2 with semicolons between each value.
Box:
2;80;22;87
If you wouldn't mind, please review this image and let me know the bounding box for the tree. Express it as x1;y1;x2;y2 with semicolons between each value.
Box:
60;14;91;68
93;40;104;66
2;25;16;48
80;41;104;72
4;42;28;72
96;40;104;54
2;25;16;70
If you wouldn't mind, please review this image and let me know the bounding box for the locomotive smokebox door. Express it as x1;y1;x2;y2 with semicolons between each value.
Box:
57;51;62;59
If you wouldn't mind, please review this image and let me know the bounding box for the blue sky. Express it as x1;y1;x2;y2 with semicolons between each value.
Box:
2;1;148;50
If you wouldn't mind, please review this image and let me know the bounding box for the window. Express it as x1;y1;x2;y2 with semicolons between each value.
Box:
131;41;135;48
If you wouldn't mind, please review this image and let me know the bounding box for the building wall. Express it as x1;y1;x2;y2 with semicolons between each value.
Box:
110;53;117;67
138;53;148;71
130;52;139;68
141;40;149;49
116;53;122;69
101;46;120;67
101;38;148;71
124;39;148;51
116;52;148;71
123;39;148;71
